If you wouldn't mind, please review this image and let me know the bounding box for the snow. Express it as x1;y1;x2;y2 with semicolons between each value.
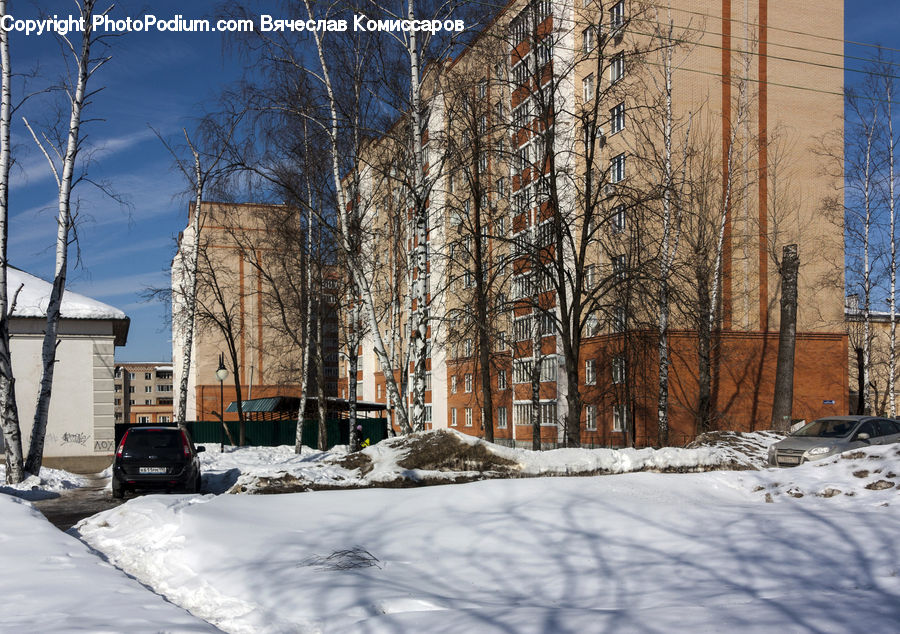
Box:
0;465;88;501
6;266;126;320
0;494;216;632
72;439;900;633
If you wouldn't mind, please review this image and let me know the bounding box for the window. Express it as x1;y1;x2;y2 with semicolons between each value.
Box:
613;305;627;332
157;384;172;392
498;406;508;428
464;339;473;357
128;372;135;380
451;376;458;394
465;407;473;427
583;73;595;103
610;102;625;134
582;26;595;53
465;373;473;393
144;385;153;393
377;384;383;400
137;416;150;423
613;254;626;281
425;405;433;423
426;372;432;391
613;403;627;431
610;1;624;31
610;52;625;83
585;359;596;385
498;370;507;390
128;386;135;394
114;398;121;406
612;356;626;384
114;384;121;392
144;399;153;405
115;368;122;378
611;153;626;183
129;399;135;405
159;416;170;423
144;372;152;380
478;79;487;99
479;153;488;173
497;177;506;198
585;264;596;290
612;204;626;233
451;409;458;426
585;404;597;431
586;311;601;337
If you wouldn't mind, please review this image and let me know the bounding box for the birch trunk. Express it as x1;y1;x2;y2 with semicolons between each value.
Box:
302;0;410;433
887;77;896;416
294;206;314;454
657;31;674;446
25;1;101;474
0;0;24;483
177;148;203;428
862;106;876;414
315;301;327;450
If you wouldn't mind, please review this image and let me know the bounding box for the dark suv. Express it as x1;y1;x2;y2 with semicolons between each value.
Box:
112;426;205;498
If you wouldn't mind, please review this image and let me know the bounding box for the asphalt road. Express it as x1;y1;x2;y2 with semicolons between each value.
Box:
33;473;123;531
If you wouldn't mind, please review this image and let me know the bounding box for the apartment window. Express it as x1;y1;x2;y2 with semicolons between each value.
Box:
497;177;506;198
585;264;596;290
583;73;595;103
115;368;122;378
451;376;458;394
611;153;626;183
377;384;383;400
138;416;150;423
613;305;627;333
497;406;508;429
159;416;170;423
612;204;626;233
610;52;625;83
478;79;487;99
425;405;433;423
582;26;595;53
465;373;473;393
114;398;121;406
465;407;473;427
464;339;473;357
128;386;135;394
585;359;596;385
612;356;626;384
610;102;625;134
451;409;458;426
610;1;624;30
613;254;626;281
129;399;135;405
144;399;153;405
144;385;153;393
157;384;172;392
143;372;151;380
613;403;627;431
585;404;597;431
498;369;507;391
114;384;121;392
449;175;455;194
426;372;432;391
128;372;135;380
541;400;557;426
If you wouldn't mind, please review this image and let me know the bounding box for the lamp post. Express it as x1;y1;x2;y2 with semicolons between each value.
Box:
216;353;229;447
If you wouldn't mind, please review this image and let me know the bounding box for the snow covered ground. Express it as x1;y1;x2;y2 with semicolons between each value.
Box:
198;429;782;494
0;494;216;632
0;465;88;501
72;438;900;634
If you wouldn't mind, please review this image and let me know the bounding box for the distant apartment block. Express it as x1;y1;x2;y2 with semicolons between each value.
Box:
114;362;174;424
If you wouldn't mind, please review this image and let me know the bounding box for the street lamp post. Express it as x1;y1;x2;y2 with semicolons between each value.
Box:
216;353;229;448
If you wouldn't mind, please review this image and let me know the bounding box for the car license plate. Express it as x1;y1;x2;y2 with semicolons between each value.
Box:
779;456;800;465
139;467;167;474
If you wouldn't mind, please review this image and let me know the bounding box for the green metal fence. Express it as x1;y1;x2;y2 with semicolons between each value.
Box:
184;418;388;450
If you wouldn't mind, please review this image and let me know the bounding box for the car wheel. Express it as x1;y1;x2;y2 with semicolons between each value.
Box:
112;477;124;500
195;473;202;494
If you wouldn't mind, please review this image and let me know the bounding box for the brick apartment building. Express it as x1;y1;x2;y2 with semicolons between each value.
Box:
114;362;174;424
340;0;846;447
172;202;339;422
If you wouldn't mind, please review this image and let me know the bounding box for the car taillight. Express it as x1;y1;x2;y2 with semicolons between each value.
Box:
116;430;129;458
180;431;191;457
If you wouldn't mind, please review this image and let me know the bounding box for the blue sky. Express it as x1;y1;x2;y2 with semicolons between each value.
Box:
7;2;900;363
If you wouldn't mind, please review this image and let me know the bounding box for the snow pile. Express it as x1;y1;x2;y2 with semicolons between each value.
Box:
206;429;777;494
0;494;216;632
741;444;900;504
686;429;783;468
75;458;900;633
0;466;88;501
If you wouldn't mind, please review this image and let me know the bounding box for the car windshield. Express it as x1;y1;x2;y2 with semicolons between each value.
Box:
791;419;857;438
123;429;184;459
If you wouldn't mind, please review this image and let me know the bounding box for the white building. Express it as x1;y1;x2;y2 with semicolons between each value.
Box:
3;268;129;471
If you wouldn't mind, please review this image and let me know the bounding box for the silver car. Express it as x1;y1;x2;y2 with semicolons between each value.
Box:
768;415;900;467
